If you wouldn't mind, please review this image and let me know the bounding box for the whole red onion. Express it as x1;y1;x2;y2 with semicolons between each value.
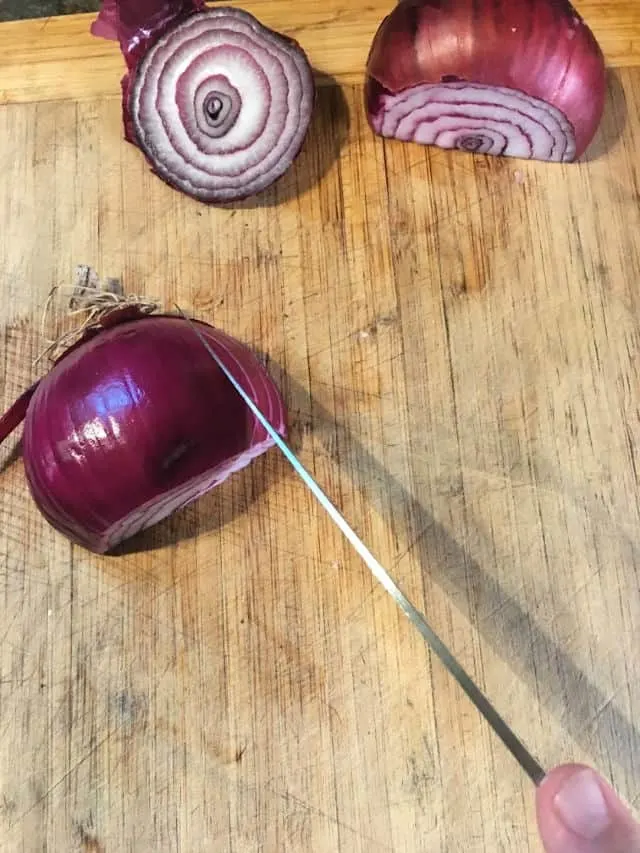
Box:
92;1;316;203
366;0;607;162
0;311;286;554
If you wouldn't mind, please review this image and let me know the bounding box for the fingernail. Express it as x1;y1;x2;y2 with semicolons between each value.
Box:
554;769;612;840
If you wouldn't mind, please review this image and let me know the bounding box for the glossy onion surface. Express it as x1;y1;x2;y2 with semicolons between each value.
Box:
21;317;286;554
366;0;606;162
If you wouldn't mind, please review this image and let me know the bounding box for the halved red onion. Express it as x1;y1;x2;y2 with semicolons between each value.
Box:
366;0;607;162
92;2;315;202
1;312;287;554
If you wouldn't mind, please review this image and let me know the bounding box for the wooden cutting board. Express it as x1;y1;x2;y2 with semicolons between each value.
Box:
1;3;640;851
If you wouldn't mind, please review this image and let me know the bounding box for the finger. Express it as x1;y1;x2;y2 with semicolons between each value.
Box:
536;764;640;853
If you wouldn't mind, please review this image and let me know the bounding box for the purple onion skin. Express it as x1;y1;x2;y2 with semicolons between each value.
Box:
92;0;213;146
18;314;286;554
91;0;206;67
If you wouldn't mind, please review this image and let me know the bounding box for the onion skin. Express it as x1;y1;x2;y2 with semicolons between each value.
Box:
90;0;120;41
0;385;38;445
92;2;315;202
3;313;286;554
91;0;206;67
93;0;207;145
366;0;606;162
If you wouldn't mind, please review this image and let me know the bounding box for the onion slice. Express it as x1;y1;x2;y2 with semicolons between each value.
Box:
92;2;316;202
1;313;287;554
365;0;607;162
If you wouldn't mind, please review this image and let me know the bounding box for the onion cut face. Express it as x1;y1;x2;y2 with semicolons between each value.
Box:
92;1;315;202
365;0;607;163
1;313;287;554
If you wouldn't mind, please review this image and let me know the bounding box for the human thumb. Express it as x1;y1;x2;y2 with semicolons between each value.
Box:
536;764;640;853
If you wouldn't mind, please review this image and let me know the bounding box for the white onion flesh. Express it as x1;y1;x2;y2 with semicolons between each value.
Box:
129;7;315;202
371;81;576;163
103;436;273;551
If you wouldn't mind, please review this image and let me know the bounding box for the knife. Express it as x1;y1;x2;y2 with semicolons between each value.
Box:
177;307;546;787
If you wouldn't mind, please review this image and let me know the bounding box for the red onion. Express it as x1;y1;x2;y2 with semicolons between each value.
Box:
366;0;606;162
92;1;316;202
0;310;286;554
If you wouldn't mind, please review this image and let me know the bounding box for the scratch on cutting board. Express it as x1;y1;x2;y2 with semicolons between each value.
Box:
343;584;380;625
584;684;629;732
0;611;22;652
405;736;436;809
547;565;605;618
13;726;121;828
453;462;640;556
341;521;435;626
273;788;394;851
478;592;527;625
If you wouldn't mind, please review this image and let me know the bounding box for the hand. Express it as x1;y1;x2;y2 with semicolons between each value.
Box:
536;764;640;852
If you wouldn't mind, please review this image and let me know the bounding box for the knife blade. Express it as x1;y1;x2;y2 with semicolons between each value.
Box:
177;307;546;787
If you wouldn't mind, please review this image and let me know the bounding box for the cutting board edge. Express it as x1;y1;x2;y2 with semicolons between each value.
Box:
0;3;639;106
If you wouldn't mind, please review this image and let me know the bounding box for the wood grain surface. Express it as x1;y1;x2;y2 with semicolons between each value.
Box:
1;4;640;853
0;0;639;103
